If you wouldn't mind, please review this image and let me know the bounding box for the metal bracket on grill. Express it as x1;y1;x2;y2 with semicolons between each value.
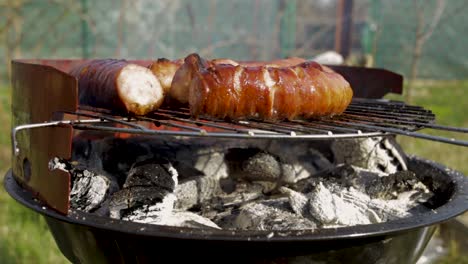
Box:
328;66;404;98
11;60;78;214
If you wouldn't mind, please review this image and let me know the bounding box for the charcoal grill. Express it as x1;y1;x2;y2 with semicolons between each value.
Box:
4;59;468;264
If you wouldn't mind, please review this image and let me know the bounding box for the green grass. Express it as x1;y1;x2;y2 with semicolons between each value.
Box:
0;81;466;263
386;80;468;175
0;86;69;264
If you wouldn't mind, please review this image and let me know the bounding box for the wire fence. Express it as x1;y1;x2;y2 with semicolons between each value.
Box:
1;0;467;83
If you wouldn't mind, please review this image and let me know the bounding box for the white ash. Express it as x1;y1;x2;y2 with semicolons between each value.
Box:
281;185;373;227
106;158;217;230
148;211;220;229
70;169;110;212
237;151;297;185
213;181;266;207
120;189;220;229
126;207;220;229
278;187;309;217
72;137;332;186
265;141;334;183
108;187;171;219
49;158;114;213
109;159;179;219
332;137;407;174
175;178;267;210
280;169;433;227
124;193;176;220
124;159;178;191
48;157;68;172
234;198;317;231
174;176;223;210
68;136;435;231
175;148;229;180
307;184;383;226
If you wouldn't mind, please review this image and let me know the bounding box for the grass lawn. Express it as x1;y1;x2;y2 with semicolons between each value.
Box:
386;81;468;176
0;81;466;263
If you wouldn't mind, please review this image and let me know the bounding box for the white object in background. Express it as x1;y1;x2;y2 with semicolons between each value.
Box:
312;51;344;65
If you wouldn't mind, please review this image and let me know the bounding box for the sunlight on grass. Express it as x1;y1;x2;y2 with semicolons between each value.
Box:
386;81;468;175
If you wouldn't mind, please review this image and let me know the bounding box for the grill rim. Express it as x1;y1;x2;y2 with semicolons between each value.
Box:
5;156;468;242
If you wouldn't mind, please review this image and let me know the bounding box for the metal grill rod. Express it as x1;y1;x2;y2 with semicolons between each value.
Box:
11;117;123;155
12;99;468;155
328;120;468;147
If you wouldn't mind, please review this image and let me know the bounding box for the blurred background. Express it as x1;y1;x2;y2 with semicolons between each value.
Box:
0;0;466;263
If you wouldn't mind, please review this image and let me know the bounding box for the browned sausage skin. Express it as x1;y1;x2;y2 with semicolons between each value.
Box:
169;56;308;104
148;58;183;94
179;54;353;120
70;59;163;115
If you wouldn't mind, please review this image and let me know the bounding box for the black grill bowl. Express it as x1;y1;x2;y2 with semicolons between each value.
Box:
4;157;468;264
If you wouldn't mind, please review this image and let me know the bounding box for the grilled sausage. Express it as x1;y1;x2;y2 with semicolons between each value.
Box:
148;58;183;94
70;59;164;115
176;53;353;120
170;57;307;104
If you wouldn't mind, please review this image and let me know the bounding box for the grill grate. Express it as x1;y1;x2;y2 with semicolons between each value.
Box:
12;99;468;155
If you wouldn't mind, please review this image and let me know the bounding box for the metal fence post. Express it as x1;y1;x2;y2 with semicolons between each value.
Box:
280;0;296;58
80;0;90;59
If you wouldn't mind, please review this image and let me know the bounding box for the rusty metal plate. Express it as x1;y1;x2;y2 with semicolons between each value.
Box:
328;65;403;98
11;60;78;214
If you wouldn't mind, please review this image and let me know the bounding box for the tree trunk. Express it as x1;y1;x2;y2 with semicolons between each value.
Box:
406;0;424;103
407;34;423;103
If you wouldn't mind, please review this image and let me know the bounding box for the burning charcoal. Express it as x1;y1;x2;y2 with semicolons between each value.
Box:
234;199;317;230
278;187;309;217
331;137;407;174
174;176;223;210
282;181;388;226
390;170;432;197
124;208;220;229
311;164;386;194
307;182;380;226
286;183;378;226
174;175;269;211
49;157;115;213
109;187;173;219
287;178;432;227
225;148;298;186
206;208;238;229
296;164;426;198
124;159;178;191
100;138;155;186
175;147;228;180
225;149;288;182
242;151;283;181
109;158;179;218
70;169;112;212
265;142;333;183
338;189;414;223
171;160;205;181
242;152;297;184
366;170;432;199
215;182;266;208
70;134;436;232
